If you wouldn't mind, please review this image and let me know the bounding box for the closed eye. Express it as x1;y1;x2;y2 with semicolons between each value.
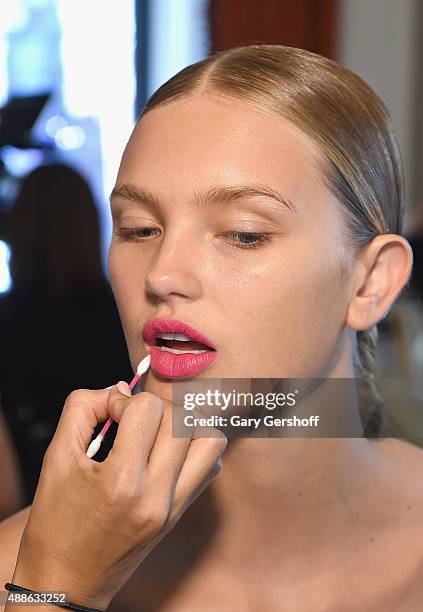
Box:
117;227;161;240
221;231;273;249
116;226;274;250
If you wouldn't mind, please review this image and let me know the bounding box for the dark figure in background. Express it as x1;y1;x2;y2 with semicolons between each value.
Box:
0;164;131;505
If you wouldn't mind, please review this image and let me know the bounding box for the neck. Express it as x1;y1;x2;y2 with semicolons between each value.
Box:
182;435;384;577
209;435;379;522
145;341;385;568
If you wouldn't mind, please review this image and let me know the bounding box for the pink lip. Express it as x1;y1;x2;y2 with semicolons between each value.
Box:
143;318;217;379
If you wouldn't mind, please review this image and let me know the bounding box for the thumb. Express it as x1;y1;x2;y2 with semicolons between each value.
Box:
106;380;133;423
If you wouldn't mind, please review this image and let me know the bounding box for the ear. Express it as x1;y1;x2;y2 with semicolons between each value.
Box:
346;234;414;331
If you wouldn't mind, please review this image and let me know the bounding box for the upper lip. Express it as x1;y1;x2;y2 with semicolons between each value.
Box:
143;318;216;350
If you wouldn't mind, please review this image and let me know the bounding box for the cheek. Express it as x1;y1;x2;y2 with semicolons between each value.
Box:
287;271;345;373
225;246;346;377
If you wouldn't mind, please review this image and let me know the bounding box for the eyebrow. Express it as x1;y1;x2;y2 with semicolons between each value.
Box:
110;182;297;213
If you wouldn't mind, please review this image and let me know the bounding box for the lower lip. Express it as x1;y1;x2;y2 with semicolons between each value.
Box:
148;347;217;378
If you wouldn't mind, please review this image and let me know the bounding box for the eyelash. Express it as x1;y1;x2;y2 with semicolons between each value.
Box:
117;227;273;250
222;231;273;249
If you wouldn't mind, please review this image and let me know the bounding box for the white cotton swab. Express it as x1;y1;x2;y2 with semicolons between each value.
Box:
86;354;151;458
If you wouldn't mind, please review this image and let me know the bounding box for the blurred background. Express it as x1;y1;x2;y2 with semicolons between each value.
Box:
0;0;422;516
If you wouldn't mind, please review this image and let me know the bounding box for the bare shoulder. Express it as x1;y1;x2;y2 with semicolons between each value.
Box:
314;438;423;611
374;436;423;529
0;505;31;612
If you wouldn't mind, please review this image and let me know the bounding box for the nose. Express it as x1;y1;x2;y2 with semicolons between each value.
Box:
144;233;202;303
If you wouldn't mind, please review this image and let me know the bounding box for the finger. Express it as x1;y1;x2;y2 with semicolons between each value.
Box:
146;400;194;492
106;381;133;422
176;456;223;517
52;386;117;453
170;434;227;521
107;390;164;474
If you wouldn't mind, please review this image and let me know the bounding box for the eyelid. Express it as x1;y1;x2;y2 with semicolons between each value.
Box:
222;230;274;250
116;226;161;241
112;200;163;222
120;215;154;222
117;215;161;227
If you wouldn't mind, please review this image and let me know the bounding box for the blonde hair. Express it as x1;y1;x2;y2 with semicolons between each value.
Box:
141;44;406;436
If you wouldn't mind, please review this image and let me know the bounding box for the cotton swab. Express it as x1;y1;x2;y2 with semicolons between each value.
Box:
86;354;151;459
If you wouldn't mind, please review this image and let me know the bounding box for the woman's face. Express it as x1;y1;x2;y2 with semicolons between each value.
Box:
109;94;354;398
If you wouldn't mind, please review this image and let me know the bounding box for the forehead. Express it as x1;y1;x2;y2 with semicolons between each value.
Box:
118;94;326;206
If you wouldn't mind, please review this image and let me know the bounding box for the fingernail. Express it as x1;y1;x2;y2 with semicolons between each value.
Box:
117;381;132;397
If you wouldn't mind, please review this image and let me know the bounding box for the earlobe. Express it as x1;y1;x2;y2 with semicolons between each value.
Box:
346;234;413;331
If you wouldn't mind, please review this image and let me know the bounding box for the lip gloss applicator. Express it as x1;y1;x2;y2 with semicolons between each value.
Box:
86;354;151;459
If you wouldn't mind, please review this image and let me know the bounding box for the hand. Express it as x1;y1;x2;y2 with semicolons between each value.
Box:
8;383;227;610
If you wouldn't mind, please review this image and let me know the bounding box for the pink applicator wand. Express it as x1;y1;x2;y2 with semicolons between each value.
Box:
86;354;151;459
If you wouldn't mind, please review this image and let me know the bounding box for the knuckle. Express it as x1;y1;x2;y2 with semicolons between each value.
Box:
137;392;164;412
134;499;171;532
63;389;94;417
102;469;143;507
62;389;97;420
66;389;88;405
103;482;136;510
206;434;228;455
113;472;142;506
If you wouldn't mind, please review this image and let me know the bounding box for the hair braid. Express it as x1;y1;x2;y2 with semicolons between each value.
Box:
355;326;386;436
